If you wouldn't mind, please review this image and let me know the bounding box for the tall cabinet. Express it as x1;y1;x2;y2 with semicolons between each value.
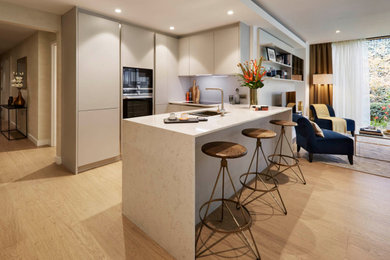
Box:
62;8;120;173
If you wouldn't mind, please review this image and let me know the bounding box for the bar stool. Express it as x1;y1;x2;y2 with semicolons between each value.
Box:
196;141;261;260
268;120;306;184
238;128;287;215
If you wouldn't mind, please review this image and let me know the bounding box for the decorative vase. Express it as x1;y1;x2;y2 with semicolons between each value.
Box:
249;88;258;106
14;89;25;107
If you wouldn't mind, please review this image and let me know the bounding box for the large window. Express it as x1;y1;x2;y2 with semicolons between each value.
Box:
368;37;390;128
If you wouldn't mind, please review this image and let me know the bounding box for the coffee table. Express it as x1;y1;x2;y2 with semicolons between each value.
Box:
354;132;390;162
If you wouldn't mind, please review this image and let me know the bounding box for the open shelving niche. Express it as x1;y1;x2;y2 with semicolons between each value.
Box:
259;43;304;84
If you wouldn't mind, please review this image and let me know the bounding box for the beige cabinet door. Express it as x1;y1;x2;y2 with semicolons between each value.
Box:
78;12;120;111
214;26;240;75
189;32;214;75
78;108;120;167
178;37;190;76
121;24;154;69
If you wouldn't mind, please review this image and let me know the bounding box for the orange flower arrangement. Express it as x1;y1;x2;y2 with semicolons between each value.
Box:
237;57;267;89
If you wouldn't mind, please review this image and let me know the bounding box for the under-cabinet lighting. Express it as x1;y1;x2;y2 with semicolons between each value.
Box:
115;8;122;13
170;26;175;30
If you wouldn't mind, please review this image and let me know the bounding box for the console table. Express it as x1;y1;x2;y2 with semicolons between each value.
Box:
0;105;28;140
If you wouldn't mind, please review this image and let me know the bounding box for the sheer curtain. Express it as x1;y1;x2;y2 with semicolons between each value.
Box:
332;40;370;128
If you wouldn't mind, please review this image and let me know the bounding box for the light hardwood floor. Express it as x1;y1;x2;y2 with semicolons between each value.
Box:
1;135;390;259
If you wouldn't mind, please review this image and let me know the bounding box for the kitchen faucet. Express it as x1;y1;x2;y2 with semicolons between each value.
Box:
206;88;225;116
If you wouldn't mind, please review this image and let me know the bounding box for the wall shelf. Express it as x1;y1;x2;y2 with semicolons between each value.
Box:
262;60;291;68
263;77;304;84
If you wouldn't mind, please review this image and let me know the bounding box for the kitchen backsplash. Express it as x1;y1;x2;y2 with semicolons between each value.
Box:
189;75;247;104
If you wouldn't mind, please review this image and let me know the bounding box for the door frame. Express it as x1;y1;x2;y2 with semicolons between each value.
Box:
51;42;57;147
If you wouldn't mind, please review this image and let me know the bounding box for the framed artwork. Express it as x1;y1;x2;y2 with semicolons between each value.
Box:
17;57;27;89
266;47;276;62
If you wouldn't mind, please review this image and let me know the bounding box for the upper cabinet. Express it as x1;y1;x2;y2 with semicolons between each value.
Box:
178;37;190;76
178;23;250;76
189;32;214;75
214;23;249;75
121;25;154;69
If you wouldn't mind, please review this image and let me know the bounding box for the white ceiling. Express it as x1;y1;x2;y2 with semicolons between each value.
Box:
254;0;390;44
1;0;389;47
0;21;36;54
2;0;306;48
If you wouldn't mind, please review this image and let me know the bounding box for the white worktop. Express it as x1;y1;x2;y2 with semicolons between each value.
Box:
124;104;292;137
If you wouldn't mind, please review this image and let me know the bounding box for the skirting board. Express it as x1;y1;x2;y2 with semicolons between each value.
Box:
55;156;62;165
28;134;50;147
78;155;121;173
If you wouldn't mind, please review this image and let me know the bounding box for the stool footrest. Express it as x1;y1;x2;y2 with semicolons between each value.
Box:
239;172;279;192
199;199;252;234
268;154;299;167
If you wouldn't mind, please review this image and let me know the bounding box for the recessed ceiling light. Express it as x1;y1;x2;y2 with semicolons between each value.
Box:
336;30;341;34
227;10;234;15
115;8;122;13
169;26;175;30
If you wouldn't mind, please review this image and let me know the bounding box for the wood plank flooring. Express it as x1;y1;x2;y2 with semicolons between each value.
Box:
1;135;390;259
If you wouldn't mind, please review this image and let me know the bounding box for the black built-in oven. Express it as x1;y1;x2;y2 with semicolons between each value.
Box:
122;67;153;118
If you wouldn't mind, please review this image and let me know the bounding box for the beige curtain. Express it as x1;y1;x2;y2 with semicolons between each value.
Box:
309;43;333;106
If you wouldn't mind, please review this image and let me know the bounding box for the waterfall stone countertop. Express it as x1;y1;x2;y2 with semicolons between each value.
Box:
122;104;292;260
124;104;292;137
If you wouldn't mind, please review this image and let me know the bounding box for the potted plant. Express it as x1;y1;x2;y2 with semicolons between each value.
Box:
237;57;266;106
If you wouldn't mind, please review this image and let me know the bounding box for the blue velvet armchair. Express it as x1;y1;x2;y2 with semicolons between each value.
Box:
293;114;354;165
310;104;355;136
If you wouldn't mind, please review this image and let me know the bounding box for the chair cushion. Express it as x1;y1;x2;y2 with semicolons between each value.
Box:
315;130;354;155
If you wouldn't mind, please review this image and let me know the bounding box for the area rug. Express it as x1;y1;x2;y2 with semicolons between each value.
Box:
301;153;390;179
297;135;390;179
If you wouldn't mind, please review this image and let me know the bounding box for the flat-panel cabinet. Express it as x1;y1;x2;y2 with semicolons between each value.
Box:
178;23;250;76
122;25;154;69
78;109;120;166
156;34;187;111
78;13;120;111
61;8;121;173
189;32;214;75
178;37;190;76
214;26;240;75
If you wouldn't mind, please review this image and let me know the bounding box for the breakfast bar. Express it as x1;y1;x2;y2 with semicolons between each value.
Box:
122;105;292;259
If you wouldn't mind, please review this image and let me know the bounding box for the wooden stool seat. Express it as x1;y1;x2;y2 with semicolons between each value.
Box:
242;128;277;139
269;120;297;127
201;142;247;159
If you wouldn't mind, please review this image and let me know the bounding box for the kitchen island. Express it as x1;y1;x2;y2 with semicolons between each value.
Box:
122;104;292;259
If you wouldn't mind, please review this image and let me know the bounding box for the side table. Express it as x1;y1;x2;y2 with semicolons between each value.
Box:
0;105;28;140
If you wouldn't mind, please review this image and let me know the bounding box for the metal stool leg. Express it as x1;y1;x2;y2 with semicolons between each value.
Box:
238;139;287;215
196;158;261;259
267;125;306;185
